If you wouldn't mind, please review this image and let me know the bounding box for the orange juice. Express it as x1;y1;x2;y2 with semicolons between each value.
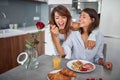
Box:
52;56;61;69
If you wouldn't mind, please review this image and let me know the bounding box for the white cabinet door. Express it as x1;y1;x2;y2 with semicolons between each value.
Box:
48;0;72;5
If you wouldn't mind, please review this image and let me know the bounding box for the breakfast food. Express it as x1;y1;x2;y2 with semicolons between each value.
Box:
72;60;83;71
83;63;94;70
72;60;94;72
48;72;71;80
48;68;77;80
59;68;77;77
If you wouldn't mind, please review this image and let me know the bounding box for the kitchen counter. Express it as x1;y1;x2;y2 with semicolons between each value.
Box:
0;26;39;38
18;26;39;33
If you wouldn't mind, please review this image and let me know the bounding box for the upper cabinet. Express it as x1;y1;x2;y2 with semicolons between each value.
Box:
25;0;72;4
33;0;47;2
72;0;102;13
48;0;72;5
25;0;47;3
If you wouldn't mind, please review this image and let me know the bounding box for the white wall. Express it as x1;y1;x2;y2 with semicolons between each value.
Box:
99;0;120;79
100;0;120;37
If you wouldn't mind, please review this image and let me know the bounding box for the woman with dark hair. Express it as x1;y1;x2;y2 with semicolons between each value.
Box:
54;8;112;69
50;5;97;57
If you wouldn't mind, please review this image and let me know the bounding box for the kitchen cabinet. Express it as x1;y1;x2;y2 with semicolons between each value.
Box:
27;0;72;4
72;0;101;14
25;0;47;3
33;0;47;2
48;0;72;4
0;31;44;74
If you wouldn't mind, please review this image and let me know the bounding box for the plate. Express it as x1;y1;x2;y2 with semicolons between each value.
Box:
66;60;96;73
48;69;61;74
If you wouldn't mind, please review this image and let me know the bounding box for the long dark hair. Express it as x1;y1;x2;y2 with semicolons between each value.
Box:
49;5;72;37
80;8;99;35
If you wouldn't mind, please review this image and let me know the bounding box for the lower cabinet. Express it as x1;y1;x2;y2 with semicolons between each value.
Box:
0;31;44;74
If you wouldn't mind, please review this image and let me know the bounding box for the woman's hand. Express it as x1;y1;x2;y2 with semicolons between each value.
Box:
98;58;112;70
70;21;80;30
87;40;96;49
50;25;59;37
103;62;113;70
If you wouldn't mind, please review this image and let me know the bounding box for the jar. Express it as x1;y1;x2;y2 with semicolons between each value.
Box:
17;48;39;70
25;48;39;70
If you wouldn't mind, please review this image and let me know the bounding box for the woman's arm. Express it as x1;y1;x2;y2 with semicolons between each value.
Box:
50;25;65;57
94;33;112;70
53;36;66;57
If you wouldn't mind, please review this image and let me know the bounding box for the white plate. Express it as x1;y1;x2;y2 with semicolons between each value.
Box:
66;60;96;73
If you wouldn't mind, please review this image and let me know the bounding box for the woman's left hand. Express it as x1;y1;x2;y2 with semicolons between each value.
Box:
103;62;113;70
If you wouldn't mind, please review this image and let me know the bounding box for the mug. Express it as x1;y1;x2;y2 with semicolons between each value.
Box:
9;24;14;29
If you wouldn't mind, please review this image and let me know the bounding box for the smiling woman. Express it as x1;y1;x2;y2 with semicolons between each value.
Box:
49;5;72;40
49;5;72;56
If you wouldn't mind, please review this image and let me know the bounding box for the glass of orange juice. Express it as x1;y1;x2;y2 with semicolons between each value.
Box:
52;55;61;70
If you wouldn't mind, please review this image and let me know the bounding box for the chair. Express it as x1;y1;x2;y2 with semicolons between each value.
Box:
103;43;107;61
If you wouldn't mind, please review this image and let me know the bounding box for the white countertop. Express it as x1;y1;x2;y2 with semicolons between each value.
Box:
0;26;39;38
18;26;39;34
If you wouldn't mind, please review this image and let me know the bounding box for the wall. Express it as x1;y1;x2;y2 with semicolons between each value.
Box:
99;0;120;79
0;0;48;29
100;0;120;37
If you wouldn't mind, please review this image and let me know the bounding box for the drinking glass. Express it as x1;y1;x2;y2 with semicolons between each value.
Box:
52;55;61;70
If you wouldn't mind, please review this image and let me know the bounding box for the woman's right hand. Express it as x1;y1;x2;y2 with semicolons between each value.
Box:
50;25;59;37
70;21;80;30
87;40;96;49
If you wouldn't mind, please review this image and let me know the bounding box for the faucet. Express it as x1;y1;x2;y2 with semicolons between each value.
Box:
0;12;6;19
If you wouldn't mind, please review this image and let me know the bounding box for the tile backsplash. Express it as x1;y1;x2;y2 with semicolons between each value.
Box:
0;0;48;29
